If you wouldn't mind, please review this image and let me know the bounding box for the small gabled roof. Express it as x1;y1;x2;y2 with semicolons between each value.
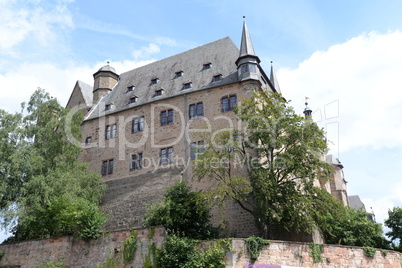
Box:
78;80;94;107
66;80;93;109
348;195;366;211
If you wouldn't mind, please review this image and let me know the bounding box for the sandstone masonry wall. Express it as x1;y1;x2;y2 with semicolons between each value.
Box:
0;228;400;268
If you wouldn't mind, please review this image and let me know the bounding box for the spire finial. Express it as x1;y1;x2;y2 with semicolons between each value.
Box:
107;61;110;65
303;97;312;119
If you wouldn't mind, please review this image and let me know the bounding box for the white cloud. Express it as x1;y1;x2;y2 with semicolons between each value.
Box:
0;59;154;113
278;30;402;153
0;0;73;55
132;43;160;60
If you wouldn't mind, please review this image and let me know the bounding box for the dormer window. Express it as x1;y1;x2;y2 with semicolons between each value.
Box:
105;103;113;111
174;71;183;79
129;96;138;104
151;78;159;85
212;74;222;83
155;89;164;97
202;63;211;70
127;85;135;92
183;82;192;90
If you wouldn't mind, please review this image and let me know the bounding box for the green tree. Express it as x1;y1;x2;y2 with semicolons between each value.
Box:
0;88;106;241
314;190;387;248
143;180;219;240
385;207;402;251
195;91;333;239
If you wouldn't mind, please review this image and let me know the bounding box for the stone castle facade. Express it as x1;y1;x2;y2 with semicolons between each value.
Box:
66;22;348;240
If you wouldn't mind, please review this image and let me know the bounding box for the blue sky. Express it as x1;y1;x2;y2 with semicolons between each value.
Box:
1;0;402;241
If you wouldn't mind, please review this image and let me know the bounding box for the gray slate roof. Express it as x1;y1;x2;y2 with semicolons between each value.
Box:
239;21;256;58
78;80;93;107
348;195;366;211
86;37;241;121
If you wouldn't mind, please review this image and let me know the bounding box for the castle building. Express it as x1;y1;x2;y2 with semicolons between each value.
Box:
66;22;347;239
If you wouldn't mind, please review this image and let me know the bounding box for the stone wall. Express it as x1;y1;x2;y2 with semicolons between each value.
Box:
0;227;165;268
0;228;400;268
228;239;401;268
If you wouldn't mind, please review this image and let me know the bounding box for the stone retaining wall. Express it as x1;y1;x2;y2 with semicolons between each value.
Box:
0;228;400;268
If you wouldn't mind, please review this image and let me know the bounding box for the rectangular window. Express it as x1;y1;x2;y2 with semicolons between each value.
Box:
160;147;173;164
221;95;237;112
127;85;135;92
105;104;112;111
212;74;222;83
183;82;192;90
189;102;204;119
161;109;174;126
174;71;183;78
131;153;143;170
190;141;205;160
132;117;145;133
85;136;92;145
101;159;114;176
129;97;137;104
202;63;211;70
151;78;159;85
105;124;117;139
241;64;249;73
155;89;164;97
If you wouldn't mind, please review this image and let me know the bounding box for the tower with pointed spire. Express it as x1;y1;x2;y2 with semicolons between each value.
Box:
236;18;261;81
270;61;282;94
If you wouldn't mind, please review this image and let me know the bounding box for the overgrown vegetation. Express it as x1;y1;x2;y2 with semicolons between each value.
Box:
309;243;323;263
154;235;229;268
0;89;106;241
123;230;138;264
245;236;270;262
143;180;219;240
363;246;377;258
195;91;334;239
315;191;388;249
385;206;402;252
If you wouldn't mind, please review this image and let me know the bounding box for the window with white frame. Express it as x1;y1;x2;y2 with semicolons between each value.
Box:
101;159;114;175
105;124;117;140
132;117;145;133
160;147;173;164
160;109;173;126
190;141;205;160
130;153;143;170
221;95;237;112
189;102;203;119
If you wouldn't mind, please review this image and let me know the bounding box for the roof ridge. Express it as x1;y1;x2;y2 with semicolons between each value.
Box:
120;37;236;76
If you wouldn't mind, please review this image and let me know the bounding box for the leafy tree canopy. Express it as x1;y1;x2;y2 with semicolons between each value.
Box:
385;206;402;251
314;189;387;248
0;89;106;241
143;180;219;240
195;91;335;239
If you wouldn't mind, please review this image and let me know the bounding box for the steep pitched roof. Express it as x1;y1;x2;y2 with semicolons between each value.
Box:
270;63;281;94
239;20;256;58
66;80;93;109
85;37;240;121
77;80;93;107
348;195;366;211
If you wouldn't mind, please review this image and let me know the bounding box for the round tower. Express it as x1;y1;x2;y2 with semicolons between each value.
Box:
92;64;119;104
